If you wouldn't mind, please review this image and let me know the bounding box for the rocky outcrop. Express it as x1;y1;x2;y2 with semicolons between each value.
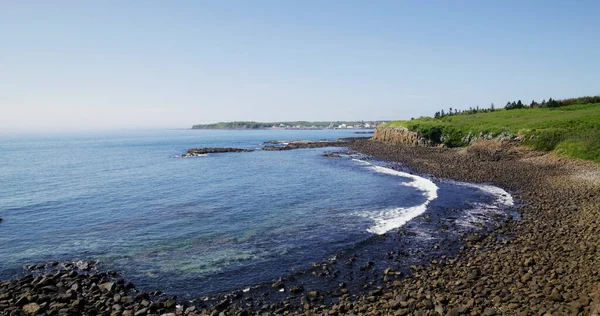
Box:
373;125;435;147
262;140;347;151
182;148;253;157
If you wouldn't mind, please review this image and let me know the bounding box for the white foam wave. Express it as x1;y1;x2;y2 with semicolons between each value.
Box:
445;181;514;230
351;158;371;165
354;160;514;235
355;160;439;235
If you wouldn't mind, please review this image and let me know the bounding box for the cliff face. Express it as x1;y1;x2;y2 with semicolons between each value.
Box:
373;125;434;147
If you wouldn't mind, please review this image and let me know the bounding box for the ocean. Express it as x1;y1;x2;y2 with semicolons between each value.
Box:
0;129;513;299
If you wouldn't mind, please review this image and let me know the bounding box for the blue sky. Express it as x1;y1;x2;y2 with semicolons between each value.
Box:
1;1;599;129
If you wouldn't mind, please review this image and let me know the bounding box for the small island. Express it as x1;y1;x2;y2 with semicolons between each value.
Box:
191;121;386;130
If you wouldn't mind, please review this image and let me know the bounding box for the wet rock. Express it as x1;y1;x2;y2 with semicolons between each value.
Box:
289;286;304;294
214;299;230;311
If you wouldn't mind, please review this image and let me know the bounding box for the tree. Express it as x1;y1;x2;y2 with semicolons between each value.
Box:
517;100;523;108
490;103;495;111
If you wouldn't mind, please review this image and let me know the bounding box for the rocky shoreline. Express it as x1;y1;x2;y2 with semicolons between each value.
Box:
339;138;600;315
3;138;600;315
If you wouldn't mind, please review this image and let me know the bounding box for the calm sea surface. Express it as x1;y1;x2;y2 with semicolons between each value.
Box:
0;129;510;298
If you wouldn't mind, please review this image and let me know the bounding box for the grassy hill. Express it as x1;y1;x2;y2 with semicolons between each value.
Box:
386;102;600;162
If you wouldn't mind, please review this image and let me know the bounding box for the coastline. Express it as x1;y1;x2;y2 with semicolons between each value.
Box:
2;138;600;315
341;138;600;315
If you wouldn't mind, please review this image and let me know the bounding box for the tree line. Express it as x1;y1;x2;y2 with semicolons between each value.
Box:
433;95;600;118
506;95;600;110
433;104;497;119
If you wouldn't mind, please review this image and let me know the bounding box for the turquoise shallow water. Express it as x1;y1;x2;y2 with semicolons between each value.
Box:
0;129;507;298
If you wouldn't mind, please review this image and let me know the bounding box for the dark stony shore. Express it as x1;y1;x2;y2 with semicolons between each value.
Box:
3;138;600;315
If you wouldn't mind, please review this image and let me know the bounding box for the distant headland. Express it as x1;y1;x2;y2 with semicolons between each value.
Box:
191;121;387;130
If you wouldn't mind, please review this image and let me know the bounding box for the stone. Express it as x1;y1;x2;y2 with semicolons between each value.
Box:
434;304;444;315
214;299;229;311
15;296;29;306
289;286;304;294
99;282;115;293
549;289;563;302
447;305;469;315
22;303;40;314
164;298;176;309
483;308;496;316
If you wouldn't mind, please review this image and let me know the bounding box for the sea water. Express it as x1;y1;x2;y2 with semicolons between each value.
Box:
0;129;512;298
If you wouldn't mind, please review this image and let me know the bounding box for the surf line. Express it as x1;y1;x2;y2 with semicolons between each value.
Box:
352;159;439;234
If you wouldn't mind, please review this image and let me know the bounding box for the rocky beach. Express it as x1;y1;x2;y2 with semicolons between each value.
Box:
2;137;600;315
338;138;600;315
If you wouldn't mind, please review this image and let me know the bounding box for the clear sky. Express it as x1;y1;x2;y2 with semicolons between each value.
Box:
1;1;599;129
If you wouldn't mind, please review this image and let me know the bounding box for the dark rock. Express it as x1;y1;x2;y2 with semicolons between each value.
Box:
367;289;383;297
214;299;230;311
262;140;347;151
183;148;253;157
15;296;29;306
289;286;304;294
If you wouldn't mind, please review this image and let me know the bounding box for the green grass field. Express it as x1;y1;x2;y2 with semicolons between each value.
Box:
386;102;600;163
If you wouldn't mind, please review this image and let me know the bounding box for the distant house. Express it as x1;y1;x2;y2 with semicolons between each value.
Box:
338;124;347;128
